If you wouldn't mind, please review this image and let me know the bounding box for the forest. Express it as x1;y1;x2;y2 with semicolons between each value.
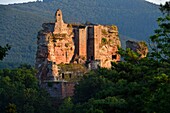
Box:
0;1;170;113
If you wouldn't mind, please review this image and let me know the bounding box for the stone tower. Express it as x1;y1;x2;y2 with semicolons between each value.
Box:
35;9;121;98
78;27;87;60
53;9;68;34
36;9;121;82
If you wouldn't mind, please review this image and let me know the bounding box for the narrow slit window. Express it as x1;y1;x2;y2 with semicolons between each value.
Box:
91;56;94;60
62;73;64;79
69;74;72;79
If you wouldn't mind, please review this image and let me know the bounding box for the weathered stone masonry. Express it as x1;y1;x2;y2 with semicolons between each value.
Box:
35;9;121;98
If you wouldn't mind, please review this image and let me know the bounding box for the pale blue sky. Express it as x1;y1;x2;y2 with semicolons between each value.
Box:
0;0;42;5
146;0;169;4
0;0;169;5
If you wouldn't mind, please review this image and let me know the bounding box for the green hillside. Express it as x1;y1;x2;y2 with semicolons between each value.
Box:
0;0;161;68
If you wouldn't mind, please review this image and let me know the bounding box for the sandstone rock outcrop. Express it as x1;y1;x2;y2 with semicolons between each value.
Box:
98;25;121;67
126;40;148;58
35;9;121;82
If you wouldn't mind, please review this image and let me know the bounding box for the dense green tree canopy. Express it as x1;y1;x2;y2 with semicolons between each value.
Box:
0;65;57;113
58;2;170;113
0;44;11;61
150;1;170;62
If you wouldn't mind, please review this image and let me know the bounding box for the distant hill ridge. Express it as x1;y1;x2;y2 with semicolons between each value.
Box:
0;0;161;68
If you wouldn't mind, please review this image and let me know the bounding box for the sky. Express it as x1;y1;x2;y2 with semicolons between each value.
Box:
0;0;42;5
0;0;169;5
145;0;170;5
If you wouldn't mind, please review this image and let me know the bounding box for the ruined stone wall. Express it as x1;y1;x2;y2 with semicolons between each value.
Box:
41;82;75;99
85;25;121;68
36;25;121;81
94;25;101;60
36;12;75;81
98;25;121;68
48;33;75;64
53;9;68;34
48;9;75;65
36;26;53;81
36;9;121;99
61;82;75;99
78;27;87;60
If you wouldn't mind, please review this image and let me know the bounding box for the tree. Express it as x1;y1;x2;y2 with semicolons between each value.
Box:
160;2;170;15
57;2;170;113
0;66;57;113
0;44;11;60
58;97;74;113
150;1;170;62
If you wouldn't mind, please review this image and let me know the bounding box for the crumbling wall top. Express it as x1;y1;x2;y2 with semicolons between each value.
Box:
55;9;64;23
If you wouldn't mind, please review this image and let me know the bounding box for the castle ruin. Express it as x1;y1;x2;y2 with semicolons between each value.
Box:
35;9;121;98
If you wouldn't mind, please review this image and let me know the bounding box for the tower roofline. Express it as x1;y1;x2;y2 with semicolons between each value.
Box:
55;9;62;16
57;9;61;11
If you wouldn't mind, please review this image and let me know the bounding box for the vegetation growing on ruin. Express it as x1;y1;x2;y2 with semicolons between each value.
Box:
101;37;107;45
53;34;67;39
65;43;69;47
101;29;108;35
58;64;87;73
57;64;87;82
112;25;117;30
139;41;147;47
67;24;72;28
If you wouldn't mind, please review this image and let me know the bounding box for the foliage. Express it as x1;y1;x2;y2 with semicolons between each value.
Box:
118;47;141;63
160;2;170;15
65;43;69;47
58;58;170;113
0;66;57;113
150;2;170;62
58;3;170;113
6;103;17;113
58;64;87;72
138;41;147;47
101;38;107;45
0;1;168;113
57;64;87;82
0;44;11;61
112;25;117;30
58;97;74;113
101;29;108;35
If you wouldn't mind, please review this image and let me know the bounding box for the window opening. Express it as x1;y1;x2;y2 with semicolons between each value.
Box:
112;55;117;60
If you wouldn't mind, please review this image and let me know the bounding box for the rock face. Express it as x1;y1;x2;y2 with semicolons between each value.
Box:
126;40;148;58
98;25;121;67
35;9;121;82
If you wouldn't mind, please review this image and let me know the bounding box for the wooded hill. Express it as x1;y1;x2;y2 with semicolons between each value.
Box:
0;0;161;68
